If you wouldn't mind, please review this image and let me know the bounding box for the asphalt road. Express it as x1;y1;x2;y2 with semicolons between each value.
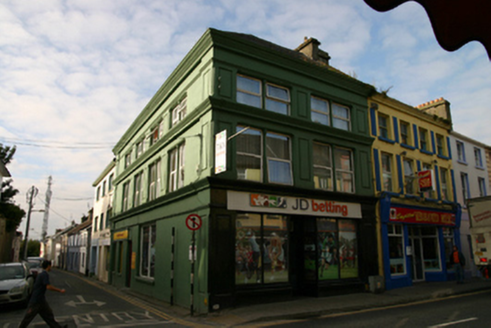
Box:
0;269;188;327
271;289;491;328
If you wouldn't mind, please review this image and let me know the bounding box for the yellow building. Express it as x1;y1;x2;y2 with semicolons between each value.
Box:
369;94;461;289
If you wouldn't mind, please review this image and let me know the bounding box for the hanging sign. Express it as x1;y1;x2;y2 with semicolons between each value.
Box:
417;170;434;192
186;214;202;231
215;130;227;174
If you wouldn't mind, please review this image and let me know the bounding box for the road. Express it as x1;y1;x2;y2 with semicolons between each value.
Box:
0;269;190;327
271;289;491;328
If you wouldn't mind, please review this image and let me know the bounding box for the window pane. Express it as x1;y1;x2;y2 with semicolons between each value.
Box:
312;111;330;125
314;143;332;190
318;219;338;280
268;160;292;184
266;84;289;115
237;155;262;181
238;75;261;94
236;213;262;285
388;224;405;275
264;215;288;284
266;133;290;160
237;127;262;182
336;171;354;193
339;220;358;278
335;149;352;171
267;84;289;101
237;92;261;108
141;226;149;277
265;99;288;115
237;128;261;155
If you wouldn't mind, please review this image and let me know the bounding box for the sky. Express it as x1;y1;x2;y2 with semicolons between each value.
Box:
1;0;490;239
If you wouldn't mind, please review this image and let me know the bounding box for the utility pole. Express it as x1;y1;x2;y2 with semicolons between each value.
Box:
41;176;52;241
23;186;38;260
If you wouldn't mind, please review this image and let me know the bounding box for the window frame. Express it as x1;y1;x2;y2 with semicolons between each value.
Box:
461;172;469;203
313;142;333;191
310;96;330;126
133;171;144;207
334;147;355;193
381;152;394;192
236;126;263;182
400;121;411;146
456;141;466;162
332;103;351;131
266;132;293;185
478;177;487;197
439;167;449;201
171;98;187;127
236;74;262;108
378;114;390;139
122;181;130;211
419;128;429;151
169;143;185;192
265;82;290;115
474;147;483;168
403;158;415;195
436;134;445;156
140;223;156;279
148;159;161;201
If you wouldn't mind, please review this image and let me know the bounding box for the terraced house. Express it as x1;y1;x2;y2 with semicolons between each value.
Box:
369;95;461;290
109;28;379;313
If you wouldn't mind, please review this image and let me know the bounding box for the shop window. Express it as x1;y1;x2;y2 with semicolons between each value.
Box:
381;152;394;192
266;133;292;185
236;126;262;182
335;148;354;193
339;220;358;278
443;228;454;271
117;241;124;274
140;224;156;279
388;224;405;275
235;214;288;285
318;219;339;280
313;143;333;191
421;227;441;271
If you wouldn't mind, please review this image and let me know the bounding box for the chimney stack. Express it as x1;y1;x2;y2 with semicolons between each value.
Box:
295;37;330;65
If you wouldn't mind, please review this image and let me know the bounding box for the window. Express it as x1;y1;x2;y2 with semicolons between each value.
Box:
102;181;106;197
403;159;415;194
94;216;98;232
134;171;143;207
311;96;330;126
237;75;261;108
266;133;292;185
313;143;333;191
436;134;445;156
124;153;132;168
150;124;160;146
400;121;411;145
171;98;187;127
478;177;487;197
419;128;429;151
381;152;393;192
456;141;465;162
421;163;434;199
122;181;130;211
443;228;455;272
235;214;288;285
100;213;104;231
461;173;469;203
332;103;350;131
474;147;483;167
105;209;111;228
440;167;449;201
335;148;354;193
266;83;290;115
236;126;262;182
108;173;114;191
136;140;144;159
148;160;161;201
140;224;156;279
378;114;390;139
388;224;405;275
169;143;185;192
96;186;101;201
117;241;123;274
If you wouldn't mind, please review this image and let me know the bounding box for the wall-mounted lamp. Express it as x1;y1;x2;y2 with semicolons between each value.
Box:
400;151;407;156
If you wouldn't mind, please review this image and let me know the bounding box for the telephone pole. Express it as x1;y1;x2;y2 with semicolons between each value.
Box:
41;176;52;241
23;186;38;260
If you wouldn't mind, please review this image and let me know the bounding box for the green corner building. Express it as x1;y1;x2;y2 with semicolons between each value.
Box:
109;28;378;314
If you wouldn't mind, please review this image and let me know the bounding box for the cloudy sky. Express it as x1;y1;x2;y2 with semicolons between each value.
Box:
1;0;490;238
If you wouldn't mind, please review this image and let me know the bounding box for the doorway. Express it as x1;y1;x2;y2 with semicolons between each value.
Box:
409;228;424;281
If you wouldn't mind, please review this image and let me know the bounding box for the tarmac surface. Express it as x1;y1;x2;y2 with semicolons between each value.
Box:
78;271;491;327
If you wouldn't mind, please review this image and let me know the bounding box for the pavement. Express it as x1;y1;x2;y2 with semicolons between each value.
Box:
80;272;491;327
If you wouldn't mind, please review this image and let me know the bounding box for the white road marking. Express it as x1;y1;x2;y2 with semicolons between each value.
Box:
428;317;478;327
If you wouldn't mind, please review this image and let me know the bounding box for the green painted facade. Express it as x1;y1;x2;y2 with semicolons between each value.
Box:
109;28;378;314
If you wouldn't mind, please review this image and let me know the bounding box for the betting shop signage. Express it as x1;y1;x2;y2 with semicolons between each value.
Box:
227;190;362;218
389;206;456;226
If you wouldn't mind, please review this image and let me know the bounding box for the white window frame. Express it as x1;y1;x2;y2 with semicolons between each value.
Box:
136;140;144;158
400;121;411;146
378;114;390;139
388;224;406;276
313;142;333;191
474;147;483;167
150;124;160;146
140;223;156;279
334;147;354;193
122;181;130;211
332;103;351;131
461;172;469;203
266;132;293;185
419;128;429;151
171;98;187;127
436;134;445;156
265;83;290;115
311;96;330;126
169;143;185;192
403;158;415;195
236;126;263;182
124;153;132;168
456;141;466;162
148;159;161;201
237;74;261;108
478;177;487;197
381;152;393;192
134;171;144;207
440;167;449;201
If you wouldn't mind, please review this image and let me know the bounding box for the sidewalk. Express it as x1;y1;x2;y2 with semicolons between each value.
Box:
202;278;491;327
82;273;491;327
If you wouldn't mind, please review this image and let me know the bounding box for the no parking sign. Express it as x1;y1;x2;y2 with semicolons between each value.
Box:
186;214;202;231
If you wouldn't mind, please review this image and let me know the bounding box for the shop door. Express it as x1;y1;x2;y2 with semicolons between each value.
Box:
291;216;318;296
409;228;424;281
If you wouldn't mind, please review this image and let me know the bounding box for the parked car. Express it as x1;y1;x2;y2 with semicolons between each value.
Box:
0;262;34;307
26;257;45;279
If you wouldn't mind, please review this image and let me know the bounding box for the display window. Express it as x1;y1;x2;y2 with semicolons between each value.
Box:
443;227;455;270
235;213;289;285
388;224;405;275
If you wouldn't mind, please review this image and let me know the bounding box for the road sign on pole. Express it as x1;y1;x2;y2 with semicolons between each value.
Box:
185;214;202;231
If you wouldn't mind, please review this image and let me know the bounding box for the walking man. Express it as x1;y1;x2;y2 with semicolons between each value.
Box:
19;260;67;328
451;245;466;284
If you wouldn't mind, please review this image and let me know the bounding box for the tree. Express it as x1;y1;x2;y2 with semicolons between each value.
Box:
0;143;25;232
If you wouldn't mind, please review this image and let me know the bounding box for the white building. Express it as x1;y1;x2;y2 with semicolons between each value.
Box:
450;131;490;277
90;160;115;282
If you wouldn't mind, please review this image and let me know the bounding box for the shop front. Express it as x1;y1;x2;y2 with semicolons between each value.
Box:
208;190;378;308
380;198;461;290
